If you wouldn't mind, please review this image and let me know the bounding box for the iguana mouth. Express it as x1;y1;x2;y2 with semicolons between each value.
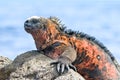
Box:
24;23;32;31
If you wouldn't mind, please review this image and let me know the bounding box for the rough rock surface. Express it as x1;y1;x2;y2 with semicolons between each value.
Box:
0;51;85;80
0;56;12;80
0;56;12;69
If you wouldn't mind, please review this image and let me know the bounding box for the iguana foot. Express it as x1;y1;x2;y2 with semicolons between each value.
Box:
51;56;77;75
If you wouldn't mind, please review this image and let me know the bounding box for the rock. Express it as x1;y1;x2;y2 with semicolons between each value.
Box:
0;56;12;80
0;50;85;80
0;56;12;69
55;69;85;80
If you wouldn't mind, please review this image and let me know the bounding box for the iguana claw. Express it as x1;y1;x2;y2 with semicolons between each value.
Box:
50;56;77;75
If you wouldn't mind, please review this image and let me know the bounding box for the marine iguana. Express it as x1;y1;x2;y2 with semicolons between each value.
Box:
24;16;120;80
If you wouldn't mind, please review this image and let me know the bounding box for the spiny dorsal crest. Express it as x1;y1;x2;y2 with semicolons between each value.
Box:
49;16;66;31
49;16;61;25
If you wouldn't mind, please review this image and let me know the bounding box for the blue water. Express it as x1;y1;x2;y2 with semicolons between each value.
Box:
0;0;120;63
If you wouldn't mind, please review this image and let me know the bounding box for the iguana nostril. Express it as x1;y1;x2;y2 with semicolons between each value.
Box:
25;20;29;23
24;20;30;27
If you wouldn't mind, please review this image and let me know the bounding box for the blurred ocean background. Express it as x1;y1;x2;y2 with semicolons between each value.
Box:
0;0;120;63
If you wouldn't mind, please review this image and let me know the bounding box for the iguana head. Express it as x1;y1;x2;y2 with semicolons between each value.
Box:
24;16;62;49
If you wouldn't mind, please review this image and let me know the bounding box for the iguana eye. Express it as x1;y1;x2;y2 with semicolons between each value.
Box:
41;24;46;30
32;19;39;24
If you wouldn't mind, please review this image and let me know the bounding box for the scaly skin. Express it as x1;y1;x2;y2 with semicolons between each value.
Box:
24;16;120;80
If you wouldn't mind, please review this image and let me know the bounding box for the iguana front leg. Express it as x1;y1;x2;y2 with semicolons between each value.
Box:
51;46;77;75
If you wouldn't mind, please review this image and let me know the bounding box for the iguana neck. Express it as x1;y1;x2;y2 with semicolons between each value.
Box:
31;29;60;50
